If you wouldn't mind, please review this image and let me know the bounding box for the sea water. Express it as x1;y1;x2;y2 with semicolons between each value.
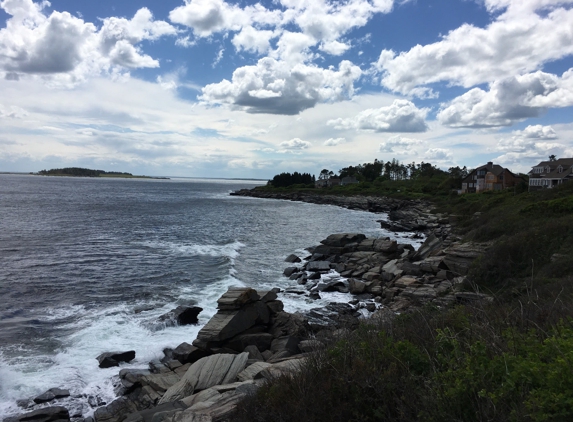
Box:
0;174;422;418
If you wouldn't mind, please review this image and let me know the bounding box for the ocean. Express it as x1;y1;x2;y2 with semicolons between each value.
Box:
0;174;422;419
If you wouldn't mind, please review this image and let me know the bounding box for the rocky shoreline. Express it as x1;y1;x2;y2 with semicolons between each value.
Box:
5;194;491;422
230;189;452;237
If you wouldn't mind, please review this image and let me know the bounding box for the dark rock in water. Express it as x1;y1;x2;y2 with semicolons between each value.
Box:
308;271;321;280
172;342;210;364
284;254;301;263
97;351;136;368
309;292;321;300
321;233;366;247
316;279;347;292
158;306;203;326
306;261;331;272
33;388;70;404
283;267;299;277
4;406;70;422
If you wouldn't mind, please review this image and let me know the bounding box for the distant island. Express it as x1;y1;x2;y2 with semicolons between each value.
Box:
37;167;169;179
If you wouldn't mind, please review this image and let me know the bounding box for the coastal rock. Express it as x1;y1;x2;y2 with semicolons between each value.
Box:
159;353;249;404
97;351;136;368
33;388;70;404
4;406;70;422
237;362;272;381
284;254;301;263
216;288;259;311
158;306;203;326
443;243;488;275
194;301;269;348
306;261;331;272
172;343;210;365
320;233;366;247
412;234;443;261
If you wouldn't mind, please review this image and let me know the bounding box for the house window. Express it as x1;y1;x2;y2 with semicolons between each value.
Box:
558;166;563;173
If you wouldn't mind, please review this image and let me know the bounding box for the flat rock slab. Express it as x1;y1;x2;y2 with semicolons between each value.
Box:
159;353;249;404
195;302;269;345
33;388;70;404
237;362;272;381
217;288;259;311
97;351;136;368
306;261;331;272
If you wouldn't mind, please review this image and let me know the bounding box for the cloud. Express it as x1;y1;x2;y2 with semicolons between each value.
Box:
490;122;568;167
324;137;347;146
373;2;573;94
437;70;573;128
0;1;176;85
166;0;398;77
379;135;423;153
168;0;281;38
327;99;428;132
424;148;453;162
280;138;312;150
232;26;276;55
200;58;361;115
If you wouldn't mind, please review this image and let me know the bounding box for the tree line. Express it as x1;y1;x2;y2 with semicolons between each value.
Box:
269;159;469;188
38;167;133;177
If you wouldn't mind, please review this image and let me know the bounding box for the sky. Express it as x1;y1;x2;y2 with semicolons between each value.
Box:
0;0;572;178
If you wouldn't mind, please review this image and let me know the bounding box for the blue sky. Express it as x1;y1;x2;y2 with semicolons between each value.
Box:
0;0;572;178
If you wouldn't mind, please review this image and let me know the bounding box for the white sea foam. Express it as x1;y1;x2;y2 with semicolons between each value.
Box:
141;240;245;260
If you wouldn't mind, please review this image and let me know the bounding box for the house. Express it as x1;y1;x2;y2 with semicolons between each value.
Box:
461;162;524;193
315;177;341;188
341;176;359;186
528;158;573;190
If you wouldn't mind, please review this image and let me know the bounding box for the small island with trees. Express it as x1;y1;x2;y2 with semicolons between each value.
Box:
37;167;169;179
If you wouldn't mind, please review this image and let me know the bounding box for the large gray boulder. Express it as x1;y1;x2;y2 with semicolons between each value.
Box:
159;353;249;404
194;301;269;348
216;288;259;311
412;234;442;261
443;243;488;275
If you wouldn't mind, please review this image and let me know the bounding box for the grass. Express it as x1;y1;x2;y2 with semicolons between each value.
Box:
230;181;573;422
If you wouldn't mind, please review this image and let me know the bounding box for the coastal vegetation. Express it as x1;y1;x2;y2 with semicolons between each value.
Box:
230;169;573;422
261;159;476;198
37;167;166;179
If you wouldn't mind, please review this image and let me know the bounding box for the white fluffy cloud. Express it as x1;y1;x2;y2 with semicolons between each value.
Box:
0;1;176;85
324;137;347;146
200;58;361;115
424;148;453;162
492;123;567;167
373;1;573;94
280;138;312;150
379;135;423;153
328;99;428;132
437;70;573;128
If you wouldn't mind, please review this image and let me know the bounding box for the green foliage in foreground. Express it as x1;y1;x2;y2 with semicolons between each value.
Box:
232;182;573;422
233;289;573;422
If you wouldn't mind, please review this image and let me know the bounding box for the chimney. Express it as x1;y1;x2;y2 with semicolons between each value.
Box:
487;161;493;169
